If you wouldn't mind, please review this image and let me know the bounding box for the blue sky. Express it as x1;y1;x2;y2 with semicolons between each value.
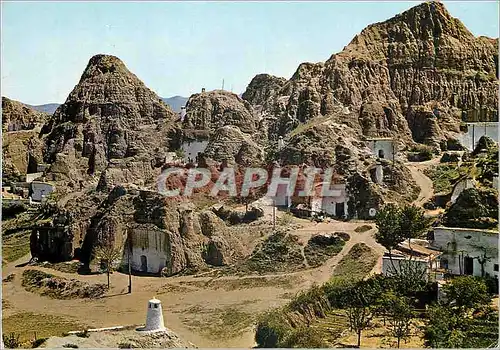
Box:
1;1;498;105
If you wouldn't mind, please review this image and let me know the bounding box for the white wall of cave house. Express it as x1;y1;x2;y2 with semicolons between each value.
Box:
382;255;439;281
367;139;396;160
272;182;348;216
180;140;209;164
123;229;168;274
430;227;499;278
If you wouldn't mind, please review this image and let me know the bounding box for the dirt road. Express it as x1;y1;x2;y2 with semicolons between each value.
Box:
406;158;440;207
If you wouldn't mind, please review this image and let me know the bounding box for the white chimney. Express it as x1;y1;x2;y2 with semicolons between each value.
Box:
139;297;166;332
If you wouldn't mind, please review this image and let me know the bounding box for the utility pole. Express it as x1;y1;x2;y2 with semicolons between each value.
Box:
222;79;225;91
127;228;132;294
272;198;276;230
472;123;475;151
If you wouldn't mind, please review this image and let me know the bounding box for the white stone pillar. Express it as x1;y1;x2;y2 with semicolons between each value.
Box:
141;297;166;332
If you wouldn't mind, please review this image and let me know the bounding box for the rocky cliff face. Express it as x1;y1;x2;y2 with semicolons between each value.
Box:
203;125;264;165
181;90;258;135
41;54;177;189
2;97;47;180
73;186;262;275
243;1;498;146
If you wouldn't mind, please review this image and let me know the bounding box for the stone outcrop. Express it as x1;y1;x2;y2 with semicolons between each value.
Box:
203;125;264;165
243;1;498;147
181;90;258;134
40;54;177;189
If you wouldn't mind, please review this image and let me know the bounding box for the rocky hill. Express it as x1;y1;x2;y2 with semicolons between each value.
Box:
2;97;48;132
243;1;498;148
40;54;177;189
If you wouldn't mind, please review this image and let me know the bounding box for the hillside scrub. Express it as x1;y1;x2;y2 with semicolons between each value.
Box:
424;164;460;194
443;188;498;229
22;270;106;299
331;243;378;280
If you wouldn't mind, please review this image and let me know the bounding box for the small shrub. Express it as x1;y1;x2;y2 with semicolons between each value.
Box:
354;225;372;233
408;144;434;162
118;342;134;349
3;332;20;348
255;311;292;348
62;343;78;348
75;330;89;338
31;338;47;348
277;212;294;226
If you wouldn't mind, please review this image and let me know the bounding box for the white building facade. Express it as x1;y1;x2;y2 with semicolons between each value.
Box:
127;229;169;274
431;227;499;278
30;181;55;202
366;138;396;160
309;183;348;218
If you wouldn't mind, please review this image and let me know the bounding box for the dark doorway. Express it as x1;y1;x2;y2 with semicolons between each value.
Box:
140;255;148;272
336;202;345;218
378;149;385;159
464;256;474;275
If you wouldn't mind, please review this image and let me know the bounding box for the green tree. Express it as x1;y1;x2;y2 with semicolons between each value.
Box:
399;205;431;242
375;204;404;275
375;204;432;292
343;285;374;347
94;244;122;289
443;276;490;314
424;305;458;348
381;292;414;348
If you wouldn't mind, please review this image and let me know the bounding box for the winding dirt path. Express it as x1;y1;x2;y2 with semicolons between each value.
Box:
405;157;440;207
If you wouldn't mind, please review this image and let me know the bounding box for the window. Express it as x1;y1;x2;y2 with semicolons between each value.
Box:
494;264;499;272
154;304;159;309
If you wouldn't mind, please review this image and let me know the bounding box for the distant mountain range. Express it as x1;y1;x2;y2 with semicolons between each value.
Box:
161;96;188;113
26;103;61;114
27;96;189;114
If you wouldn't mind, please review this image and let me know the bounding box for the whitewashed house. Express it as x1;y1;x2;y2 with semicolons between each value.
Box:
382;240;442;281
126;228;169;274
366;137;396;160
430;227;499;278
309;182;349;218
30;181;55;202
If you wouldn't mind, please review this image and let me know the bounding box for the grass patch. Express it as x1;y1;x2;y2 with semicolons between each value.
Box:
332;243;378;280
2;312;82;345
182;306;254;340
2;229;31;263
354;225;372;233
177;275;299;291
424;164;460;194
